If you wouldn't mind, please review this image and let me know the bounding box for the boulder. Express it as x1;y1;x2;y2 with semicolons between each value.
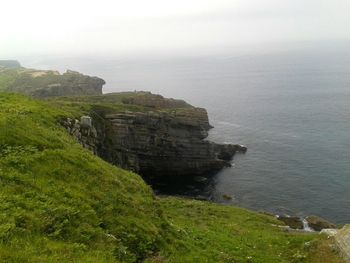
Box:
277;216;303;229
236;144;248;153
320;229;338;237
222;194;232;200
80;116;92;129
216;144;247;161
306;215;336;231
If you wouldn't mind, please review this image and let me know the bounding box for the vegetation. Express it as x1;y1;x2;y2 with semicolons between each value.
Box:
0;67;104;97
0;92;344;262
46;93;152;116
0;68;19;91
0;93;169;262
157;198;343;263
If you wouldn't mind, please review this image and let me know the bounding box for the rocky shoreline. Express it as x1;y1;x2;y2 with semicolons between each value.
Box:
276;214;336;232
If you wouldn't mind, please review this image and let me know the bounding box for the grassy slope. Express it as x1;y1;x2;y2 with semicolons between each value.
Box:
0;92;343;262
158;198;343;263
0;68;19;91
0;93;169;262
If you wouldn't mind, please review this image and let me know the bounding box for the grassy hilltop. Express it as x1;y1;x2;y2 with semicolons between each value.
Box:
0;92;343;262
0;67;104;97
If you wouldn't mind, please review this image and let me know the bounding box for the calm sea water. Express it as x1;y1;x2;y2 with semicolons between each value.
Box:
23;48;350;224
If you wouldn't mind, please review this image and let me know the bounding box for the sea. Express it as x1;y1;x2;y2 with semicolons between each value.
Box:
21;46;350;224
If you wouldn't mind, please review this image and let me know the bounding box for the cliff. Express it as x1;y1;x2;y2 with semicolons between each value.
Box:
58;92;246;179
100;109;241;177
0;66;104;97
0;63;242;177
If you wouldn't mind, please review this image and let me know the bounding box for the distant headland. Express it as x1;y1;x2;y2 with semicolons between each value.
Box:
0;60;21;68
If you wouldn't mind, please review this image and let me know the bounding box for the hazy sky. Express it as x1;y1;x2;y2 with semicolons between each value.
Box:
1;0;350;57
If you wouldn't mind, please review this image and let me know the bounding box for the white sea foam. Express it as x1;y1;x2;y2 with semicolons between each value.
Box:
302;219;314;232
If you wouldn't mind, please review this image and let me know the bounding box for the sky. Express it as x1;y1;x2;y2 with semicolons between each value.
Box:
1;0;350;57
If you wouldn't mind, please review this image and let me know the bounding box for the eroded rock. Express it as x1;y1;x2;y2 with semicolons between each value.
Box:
60;93;246;179
60;117;98;154
277;216;304;229
100;109;238;177
306;215;336;231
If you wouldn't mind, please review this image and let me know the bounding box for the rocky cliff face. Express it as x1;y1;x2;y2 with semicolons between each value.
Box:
1;62;243;178
100;110;226;177
61;93;246;178
60;116;99;154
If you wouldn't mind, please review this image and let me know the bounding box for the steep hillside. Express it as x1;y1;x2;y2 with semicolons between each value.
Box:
0;93;169;262
0;92;344;262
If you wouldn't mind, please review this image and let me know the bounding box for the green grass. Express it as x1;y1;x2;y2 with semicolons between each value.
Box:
48;91;154;105
0;93;169;262
0;68;19;91
156;197;343;263
0;92;344;262
46;95;150;117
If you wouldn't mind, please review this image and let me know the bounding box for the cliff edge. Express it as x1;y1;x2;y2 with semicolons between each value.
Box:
0;65;104;97
59;92;246;178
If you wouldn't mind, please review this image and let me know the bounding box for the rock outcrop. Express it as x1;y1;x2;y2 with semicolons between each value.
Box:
277;215;337;231
100;110;241;177
60;93;245;178
335;225;350;262
60;116;99;154
306;215;336;231
277;216;304;229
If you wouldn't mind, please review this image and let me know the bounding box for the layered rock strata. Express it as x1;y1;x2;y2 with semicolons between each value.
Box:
100;109;243;177
61;102;246;178
60;116;99;154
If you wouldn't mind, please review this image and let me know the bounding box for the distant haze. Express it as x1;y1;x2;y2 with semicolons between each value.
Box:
1;0;350;57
